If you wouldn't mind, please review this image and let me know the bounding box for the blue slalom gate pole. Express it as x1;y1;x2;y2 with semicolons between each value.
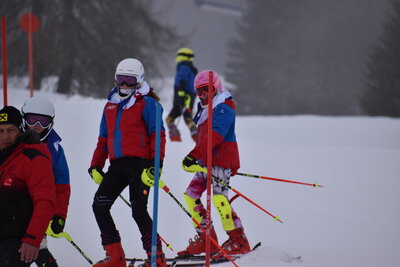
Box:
151;103;162;267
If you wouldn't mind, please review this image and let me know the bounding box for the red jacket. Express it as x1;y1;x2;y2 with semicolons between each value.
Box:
91;92;166;168
0;132;56;248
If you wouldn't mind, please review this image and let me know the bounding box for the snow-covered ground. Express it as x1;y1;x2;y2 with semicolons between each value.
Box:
2;83;400;267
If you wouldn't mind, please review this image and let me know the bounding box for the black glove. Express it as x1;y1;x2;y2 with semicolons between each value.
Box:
144;166;163;179
88;167;105;184
144;159;163;178
182;154;197;168
50;215;65;234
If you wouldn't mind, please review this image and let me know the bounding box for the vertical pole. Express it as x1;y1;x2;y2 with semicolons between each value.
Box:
205;71;214;267
28;32;34;97
1;16;8;106
28;14;34;97
151;103;162;267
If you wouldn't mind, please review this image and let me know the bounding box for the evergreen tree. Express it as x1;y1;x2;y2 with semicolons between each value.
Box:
226;0;302;115
226;0;383;115
361;0;400;117
0;0;179;97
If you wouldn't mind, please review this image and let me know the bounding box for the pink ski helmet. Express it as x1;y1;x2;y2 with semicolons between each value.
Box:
194;70;222;100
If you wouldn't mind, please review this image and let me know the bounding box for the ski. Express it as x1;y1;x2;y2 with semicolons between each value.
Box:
170;258;232;266
168;245;259;267
126;256;235;266
172;241;259;266
127;242;261;266
282;255;302;262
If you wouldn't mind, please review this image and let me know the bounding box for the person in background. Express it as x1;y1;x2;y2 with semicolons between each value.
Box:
88;58;167;267
21;96;71;267
0;106;56;266
178;70;251;259
165;47;198;142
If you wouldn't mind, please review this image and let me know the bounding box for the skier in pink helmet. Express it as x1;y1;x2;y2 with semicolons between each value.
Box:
178;70;251;259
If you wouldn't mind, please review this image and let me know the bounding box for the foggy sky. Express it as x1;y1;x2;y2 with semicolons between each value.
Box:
154;0;389;86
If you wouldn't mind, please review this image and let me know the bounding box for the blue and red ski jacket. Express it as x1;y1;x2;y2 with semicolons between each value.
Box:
45;129;70;220
191;95;240;175
91;87;166;168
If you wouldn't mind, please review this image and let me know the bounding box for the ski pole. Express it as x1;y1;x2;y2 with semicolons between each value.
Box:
118;193;174;251
141;173;239;267
47;228;93;265
159;235;173;251
119;194;131;206
237;172;324;188
184;165;282;223
213;175;282;223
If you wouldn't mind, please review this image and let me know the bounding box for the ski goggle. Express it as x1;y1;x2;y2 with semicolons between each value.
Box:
24;114;53;128
195;85;214;99
115;75;138;87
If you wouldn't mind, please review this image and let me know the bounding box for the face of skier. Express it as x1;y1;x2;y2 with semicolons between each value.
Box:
24;114;53;134
116;75;140;97
195;85;216;107
0;124;21;149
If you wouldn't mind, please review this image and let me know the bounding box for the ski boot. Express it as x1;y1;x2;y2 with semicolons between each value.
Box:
177;228;219;256
211;227;250;260
136;250;167;267
93;242;126;267
167;123;181;142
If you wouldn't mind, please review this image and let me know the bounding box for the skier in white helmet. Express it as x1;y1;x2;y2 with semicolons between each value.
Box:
21;96;71;267
88;58;167;267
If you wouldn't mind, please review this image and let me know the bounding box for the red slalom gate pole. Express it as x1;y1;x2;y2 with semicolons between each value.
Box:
205;71;214;267
20;13;40;97
28;30;34;97
2;16;8;106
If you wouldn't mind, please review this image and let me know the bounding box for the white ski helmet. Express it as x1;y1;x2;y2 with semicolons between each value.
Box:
21;96;55;140
115;58;145;88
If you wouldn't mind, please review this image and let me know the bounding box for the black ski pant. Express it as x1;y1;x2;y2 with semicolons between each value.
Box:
167;89;196;122
0;238;31;267
92;157;162;252
33;248;58;267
